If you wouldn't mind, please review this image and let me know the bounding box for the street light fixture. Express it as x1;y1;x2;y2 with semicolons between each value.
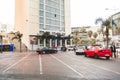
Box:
0;35;3;53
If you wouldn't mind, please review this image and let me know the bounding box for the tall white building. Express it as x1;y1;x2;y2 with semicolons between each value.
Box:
15;0;71;50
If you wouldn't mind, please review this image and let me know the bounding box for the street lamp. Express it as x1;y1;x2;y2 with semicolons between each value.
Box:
0;35;3;53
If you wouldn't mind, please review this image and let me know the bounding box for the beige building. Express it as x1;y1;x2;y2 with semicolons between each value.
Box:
15;0;71;50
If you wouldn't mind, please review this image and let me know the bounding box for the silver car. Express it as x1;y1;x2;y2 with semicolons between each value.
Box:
76;46;84;55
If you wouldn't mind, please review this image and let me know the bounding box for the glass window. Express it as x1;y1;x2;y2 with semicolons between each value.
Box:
46;25;51;30
46;6;51;11
40;4;44;10
57;21;60;26
40;17;44;23
56;9;60;14
56;14;60;20
62;27;65;31
40;24;44;29
61;22;65;27
46;12;51;18
61;16;64;21
61;10;64;16
40;10;44;16
39;31;44;35
61;0;64;5
46;0;51;5
40;0;44;3
46;19;51;24
61;5;64;10
57;0;60;3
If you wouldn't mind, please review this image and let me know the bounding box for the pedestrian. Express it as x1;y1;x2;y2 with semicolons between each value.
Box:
85;46;88;50
25;45;28;52
110;44;116;58
73;46;76;53
52;45;56;49
61;45;66;52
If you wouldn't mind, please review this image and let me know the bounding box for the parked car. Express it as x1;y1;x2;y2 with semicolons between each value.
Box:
84;46;112;59
76;46;85;55
36;46;44;51
57;46;62;51
67;46;74;51
61;46;67;51
36;47;58;54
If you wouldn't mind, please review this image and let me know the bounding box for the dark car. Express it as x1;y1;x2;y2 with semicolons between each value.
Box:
61;46;67;51
36;47;58;54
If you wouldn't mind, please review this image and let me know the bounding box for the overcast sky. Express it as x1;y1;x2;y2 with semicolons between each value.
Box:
0;0;120;27
0;0;14;24
71;0;120;27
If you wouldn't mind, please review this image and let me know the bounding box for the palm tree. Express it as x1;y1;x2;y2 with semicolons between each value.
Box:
102;19;111;48
42;32;50;46
12;31;23;52
56;33;62;40
97;28;101;35
93;32;98;44
42;32;50;39
93;32;98;39
95;18;111;48
87;30;93;39
80;27;86;32
72;30;79;45
35;34;41;48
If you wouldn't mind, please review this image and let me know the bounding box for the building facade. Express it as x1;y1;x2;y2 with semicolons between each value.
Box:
111;12;120;36
110;12;120;46
15;0;71;50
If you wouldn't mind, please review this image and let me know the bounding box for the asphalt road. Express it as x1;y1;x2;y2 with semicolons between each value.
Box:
0;51;120;80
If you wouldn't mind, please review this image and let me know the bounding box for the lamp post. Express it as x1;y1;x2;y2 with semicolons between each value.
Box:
0;35;3;53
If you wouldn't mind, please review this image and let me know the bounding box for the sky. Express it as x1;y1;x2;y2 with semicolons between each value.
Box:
0;0;120;27
0;0;14;25
71;0;120;27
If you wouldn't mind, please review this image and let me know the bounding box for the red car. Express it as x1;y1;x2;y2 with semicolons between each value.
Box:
84;46;112;59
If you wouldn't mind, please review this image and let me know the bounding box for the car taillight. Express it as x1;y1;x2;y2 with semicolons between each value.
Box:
99;50;103;52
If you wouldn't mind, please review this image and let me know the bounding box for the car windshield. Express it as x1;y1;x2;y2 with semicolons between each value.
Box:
42;47;52;50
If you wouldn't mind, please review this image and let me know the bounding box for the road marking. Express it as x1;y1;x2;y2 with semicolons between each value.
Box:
62;54;120;75
87;63;120;75
50;54;84;78
39;54;43;75
2;53;31;74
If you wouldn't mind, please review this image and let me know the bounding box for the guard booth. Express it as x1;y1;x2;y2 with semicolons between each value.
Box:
0;44;14;52
0;33;14;52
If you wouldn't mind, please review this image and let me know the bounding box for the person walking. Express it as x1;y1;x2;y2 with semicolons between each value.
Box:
110;44;116;58
73;46;76;53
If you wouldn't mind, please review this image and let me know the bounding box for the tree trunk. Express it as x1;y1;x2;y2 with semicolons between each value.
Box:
106;28;109;48
38;39;40;48
20;40;22;52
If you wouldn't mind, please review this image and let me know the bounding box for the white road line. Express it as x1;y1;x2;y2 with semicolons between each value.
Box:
87;63;120;75
62;54;120;75
50;54;84;78
39;54;43;75
2;53;31;74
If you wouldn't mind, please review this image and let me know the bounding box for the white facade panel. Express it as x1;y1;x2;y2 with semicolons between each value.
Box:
15;0;71;50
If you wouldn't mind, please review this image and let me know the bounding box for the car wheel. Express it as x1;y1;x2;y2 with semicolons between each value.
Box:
38;52;41;54
84;53;87;57
42;51;45;54
54;51;57;54
94;54;99;59
106;56;110;60
76;52;78;55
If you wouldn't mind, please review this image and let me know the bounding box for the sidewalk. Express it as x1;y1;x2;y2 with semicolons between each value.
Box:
111;52;120;60
117;53;120;60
